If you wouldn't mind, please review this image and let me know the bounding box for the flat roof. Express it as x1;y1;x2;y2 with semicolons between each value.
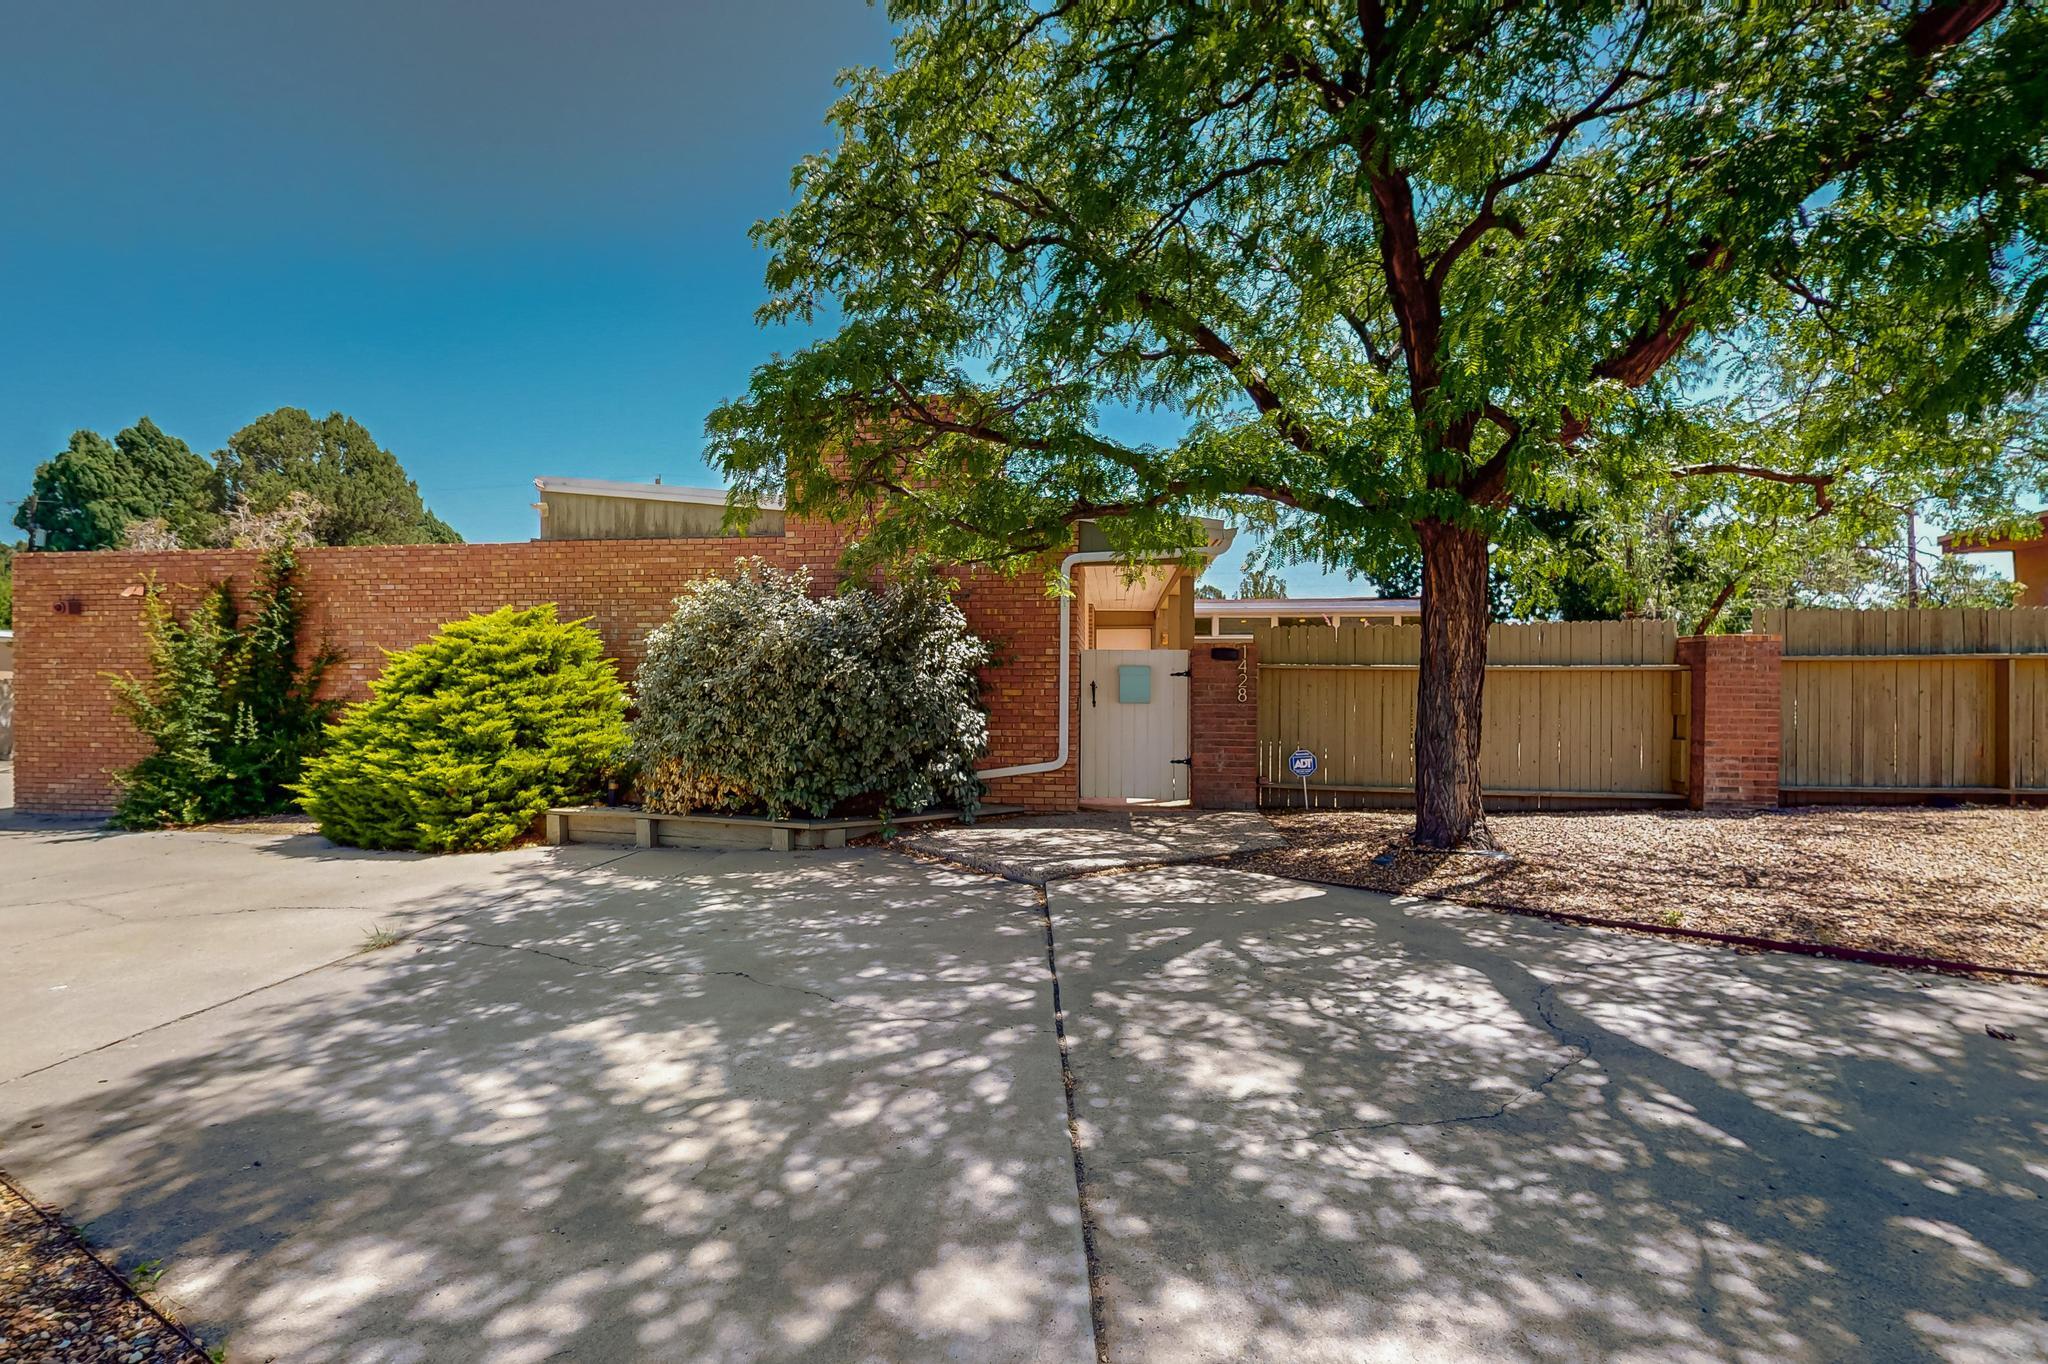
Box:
1197;597;1419;617
533;477;784;510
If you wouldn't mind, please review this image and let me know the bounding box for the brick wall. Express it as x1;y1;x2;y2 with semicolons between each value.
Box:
1190;641;1258;809
11;527;1081;815
1676;633;1783;808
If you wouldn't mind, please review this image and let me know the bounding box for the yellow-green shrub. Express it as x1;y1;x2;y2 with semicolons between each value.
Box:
296;605;628;851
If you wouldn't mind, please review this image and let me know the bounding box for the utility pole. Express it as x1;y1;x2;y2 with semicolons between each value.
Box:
1905;504;1920;608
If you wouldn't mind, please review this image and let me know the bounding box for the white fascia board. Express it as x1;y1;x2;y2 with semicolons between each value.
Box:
1194;596;1423;617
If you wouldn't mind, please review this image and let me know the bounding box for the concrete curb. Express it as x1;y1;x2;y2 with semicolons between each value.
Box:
0;1168;215;1361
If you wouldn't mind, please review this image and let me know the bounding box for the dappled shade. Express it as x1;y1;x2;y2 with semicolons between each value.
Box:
1050;867;2048;1361
0;846;1090;1362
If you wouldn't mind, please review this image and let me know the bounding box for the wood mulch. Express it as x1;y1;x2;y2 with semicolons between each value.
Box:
1234;805;2048;976
0;1176;207;1363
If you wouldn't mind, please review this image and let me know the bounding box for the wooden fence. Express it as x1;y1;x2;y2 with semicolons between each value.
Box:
1255;618;1685;807
1758;608;2048;799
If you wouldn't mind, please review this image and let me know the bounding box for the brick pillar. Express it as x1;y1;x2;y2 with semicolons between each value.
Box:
1191;641;1259;809
1675;633;1782;809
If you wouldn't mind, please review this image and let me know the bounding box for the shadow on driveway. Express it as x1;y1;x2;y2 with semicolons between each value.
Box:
1051;865;2048;1363
1;843;1091;1363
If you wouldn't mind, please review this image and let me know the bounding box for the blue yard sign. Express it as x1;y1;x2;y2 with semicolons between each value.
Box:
1288;748;1317;777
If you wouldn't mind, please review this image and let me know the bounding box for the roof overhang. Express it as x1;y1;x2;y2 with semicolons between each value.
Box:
1940;511;2048;555
1196;596;1420;619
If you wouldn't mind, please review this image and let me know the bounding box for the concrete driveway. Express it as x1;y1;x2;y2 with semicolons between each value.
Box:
1050;867;2048;1363
0;827;1090;1363
2;824;2044;1363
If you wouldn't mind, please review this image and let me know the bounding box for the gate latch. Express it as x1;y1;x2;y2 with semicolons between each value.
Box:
1171;757;1192;766
1170;668;1192;677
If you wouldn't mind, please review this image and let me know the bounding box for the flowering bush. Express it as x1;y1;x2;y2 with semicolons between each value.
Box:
296;604;628;850
631;561;989;819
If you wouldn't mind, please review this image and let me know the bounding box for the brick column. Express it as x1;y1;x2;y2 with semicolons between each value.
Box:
1191;641;1259;809
1675;633;1782;809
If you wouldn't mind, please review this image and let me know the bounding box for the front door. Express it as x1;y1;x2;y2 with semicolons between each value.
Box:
1080;649;1190;803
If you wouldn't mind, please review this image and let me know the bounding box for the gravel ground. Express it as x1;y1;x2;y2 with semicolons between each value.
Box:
1237;804;2048;975
0;1178;206;1363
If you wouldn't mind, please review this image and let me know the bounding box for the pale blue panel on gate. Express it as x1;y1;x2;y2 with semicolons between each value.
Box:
1117;664;1152;704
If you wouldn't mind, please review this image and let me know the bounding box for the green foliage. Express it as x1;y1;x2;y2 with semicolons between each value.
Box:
109;551;340;829
631;561;991;820
1237;566;1289;600
15;419;214;551
707;0;2044;599
296;605;628;851
1362;509;1627;620
0;543;12;629
13;409;462;553
213;408;461;547
709;0;2043;841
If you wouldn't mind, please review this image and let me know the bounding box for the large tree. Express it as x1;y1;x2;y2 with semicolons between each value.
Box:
709;0;2047;847
14;418;214;551
213;408;460;547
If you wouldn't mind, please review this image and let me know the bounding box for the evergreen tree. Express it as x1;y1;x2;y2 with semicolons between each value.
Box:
212;408;461;547
14;418;213;550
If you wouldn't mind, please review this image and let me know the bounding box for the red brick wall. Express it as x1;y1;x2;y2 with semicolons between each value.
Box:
10;527;1080;814
1191;641;1258;809
1676;633;1782;808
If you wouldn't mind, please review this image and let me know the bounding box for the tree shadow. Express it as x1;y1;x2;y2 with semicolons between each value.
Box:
1049;865;2048;1362
1253;807;2048;967
0;847;1093;1363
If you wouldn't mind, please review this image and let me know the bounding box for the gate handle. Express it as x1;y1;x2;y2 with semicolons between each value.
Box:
1089;680;1097;707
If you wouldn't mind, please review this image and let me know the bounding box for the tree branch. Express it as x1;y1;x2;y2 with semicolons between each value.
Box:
1430;26;1655;288
868;378;1360;522
1132;290;1321;455
1671;462;1836;515
1552;0;2004;449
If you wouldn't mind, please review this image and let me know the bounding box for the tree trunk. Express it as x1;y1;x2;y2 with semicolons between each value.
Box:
1414;518;1494;850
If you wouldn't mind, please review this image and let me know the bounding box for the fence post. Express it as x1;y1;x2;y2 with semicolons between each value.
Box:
1191;642;1259;809
1674;633;1783;809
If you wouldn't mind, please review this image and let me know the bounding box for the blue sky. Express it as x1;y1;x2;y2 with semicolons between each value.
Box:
0;0;1310;591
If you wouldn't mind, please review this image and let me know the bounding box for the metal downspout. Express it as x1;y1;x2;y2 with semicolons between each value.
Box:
975;549;1122;780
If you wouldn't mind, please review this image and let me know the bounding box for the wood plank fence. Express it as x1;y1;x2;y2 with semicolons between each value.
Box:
1255;618;1685;808
1758;608;2048;799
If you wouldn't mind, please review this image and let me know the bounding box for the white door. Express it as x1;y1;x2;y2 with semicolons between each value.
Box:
1080;649;1190;803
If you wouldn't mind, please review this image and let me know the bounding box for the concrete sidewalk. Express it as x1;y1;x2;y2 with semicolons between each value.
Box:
1;833;1092;1363
1049;865;2048;1363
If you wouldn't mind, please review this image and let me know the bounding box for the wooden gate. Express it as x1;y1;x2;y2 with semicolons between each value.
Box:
1080;649;1190;803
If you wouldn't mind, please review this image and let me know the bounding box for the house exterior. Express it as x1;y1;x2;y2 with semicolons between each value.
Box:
8;479;1251;816
1941;512;2048;606
527;477;1238;809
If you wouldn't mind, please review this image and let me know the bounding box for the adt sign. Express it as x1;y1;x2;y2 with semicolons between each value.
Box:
1287;748;1317;778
